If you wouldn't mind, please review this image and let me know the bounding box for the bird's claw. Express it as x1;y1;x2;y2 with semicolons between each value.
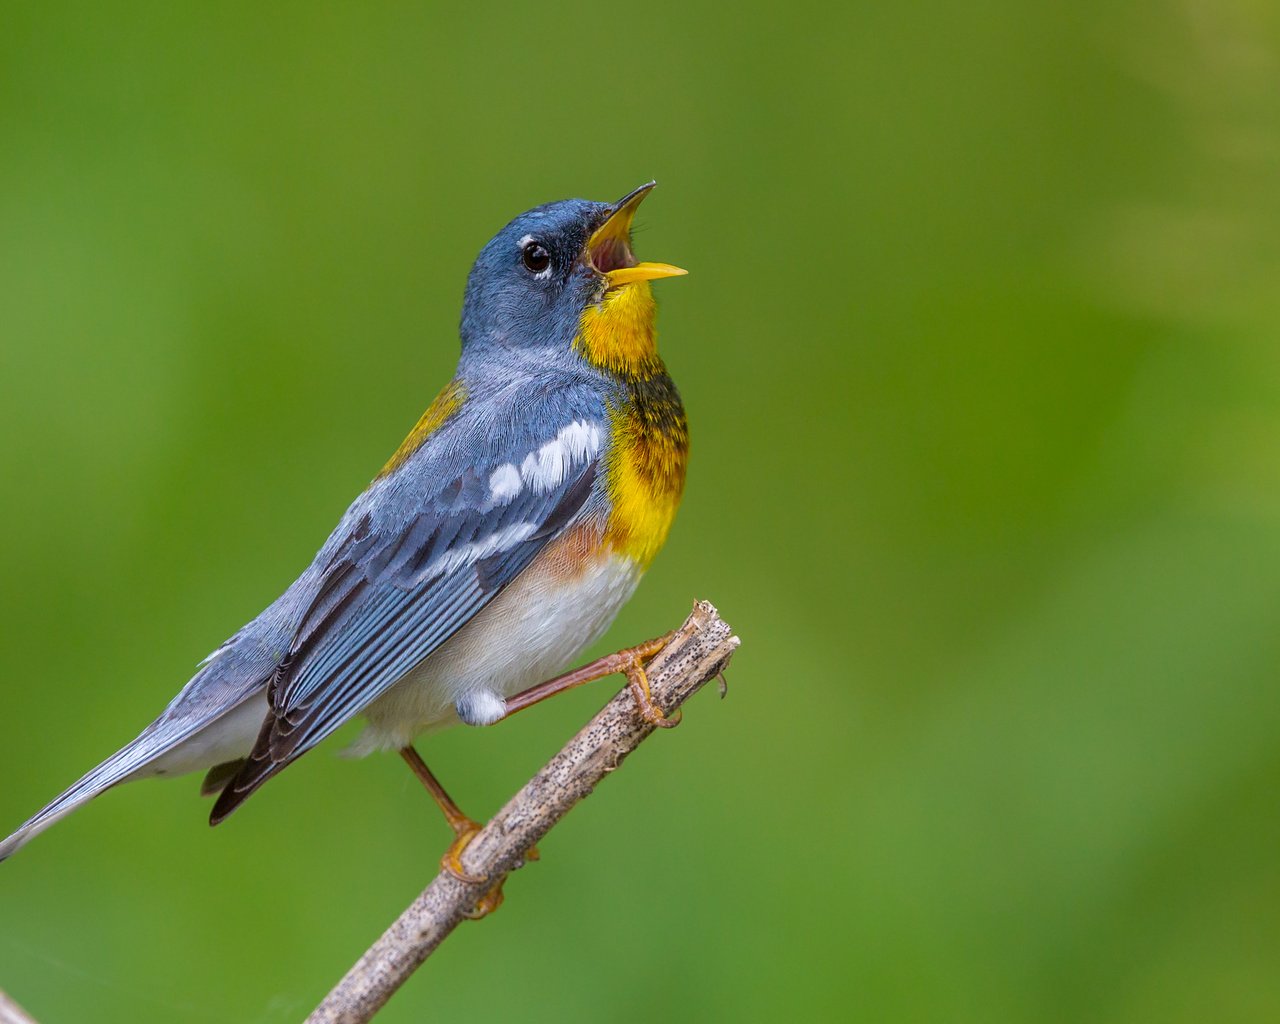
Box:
442;824;505;919
625;657;681;729
462;884;505;919
440;823;488;885
440;823;541;919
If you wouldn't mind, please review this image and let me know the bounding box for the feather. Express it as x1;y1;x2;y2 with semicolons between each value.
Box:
200;759;246;798
209;442;603;824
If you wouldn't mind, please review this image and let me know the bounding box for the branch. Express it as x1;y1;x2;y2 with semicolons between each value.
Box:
0;989;38;1024
305;600;739;1024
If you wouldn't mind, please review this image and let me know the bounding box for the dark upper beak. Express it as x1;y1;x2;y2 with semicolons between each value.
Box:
586;181;687;287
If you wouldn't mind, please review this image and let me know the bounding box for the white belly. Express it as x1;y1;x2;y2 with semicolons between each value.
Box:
140;692;269;778
352;549;643;752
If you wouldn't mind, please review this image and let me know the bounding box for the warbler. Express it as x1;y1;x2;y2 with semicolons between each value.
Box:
1;183;689;902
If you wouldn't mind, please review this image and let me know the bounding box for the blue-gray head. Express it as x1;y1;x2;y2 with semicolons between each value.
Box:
458;182;685;357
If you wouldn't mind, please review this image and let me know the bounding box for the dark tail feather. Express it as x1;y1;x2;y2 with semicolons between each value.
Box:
208;753;277;824
200;759;247;798
208;713;285;825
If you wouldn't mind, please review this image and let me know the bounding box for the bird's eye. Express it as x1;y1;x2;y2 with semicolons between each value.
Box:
522;241;551;274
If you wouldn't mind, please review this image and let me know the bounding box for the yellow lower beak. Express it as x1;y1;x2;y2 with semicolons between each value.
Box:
605;262;688;287
588;182;687;287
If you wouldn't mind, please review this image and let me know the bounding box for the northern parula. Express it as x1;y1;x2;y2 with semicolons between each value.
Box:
1;183;689;903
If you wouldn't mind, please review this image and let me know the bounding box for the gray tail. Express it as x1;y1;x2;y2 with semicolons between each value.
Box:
2;639;275;862
0;732;178;862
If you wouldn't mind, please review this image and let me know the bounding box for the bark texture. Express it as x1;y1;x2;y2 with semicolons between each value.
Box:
305;600;739;1024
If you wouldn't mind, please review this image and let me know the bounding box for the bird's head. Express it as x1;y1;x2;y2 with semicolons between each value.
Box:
459;182;685;373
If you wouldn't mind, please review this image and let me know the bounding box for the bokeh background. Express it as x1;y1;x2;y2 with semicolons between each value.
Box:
2;2;1279;1021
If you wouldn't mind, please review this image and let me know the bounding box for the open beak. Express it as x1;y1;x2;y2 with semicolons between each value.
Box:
587;181;687;288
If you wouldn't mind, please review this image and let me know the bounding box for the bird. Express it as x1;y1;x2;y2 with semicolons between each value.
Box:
0;182;689;911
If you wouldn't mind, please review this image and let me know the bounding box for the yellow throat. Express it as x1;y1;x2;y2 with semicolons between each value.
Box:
575;282;689;568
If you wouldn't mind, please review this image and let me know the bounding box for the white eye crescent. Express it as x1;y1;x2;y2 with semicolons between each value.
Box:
518;234;552;277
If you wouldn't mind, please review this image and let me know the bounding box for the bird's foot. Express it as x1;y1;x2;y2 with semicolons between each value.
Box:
440;820;540;919
439;821;504;918
440;820;487;884
623;651;681;729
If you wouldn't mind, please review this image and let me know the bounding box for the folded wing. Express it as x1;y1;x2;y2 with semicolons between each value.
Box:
210;424;603;822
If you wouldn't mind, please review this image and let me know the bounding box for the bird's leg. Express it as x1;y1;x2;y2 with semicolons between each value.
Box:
399;745;509;918
398;633;676;916
398;746;486;882
502;631;681;728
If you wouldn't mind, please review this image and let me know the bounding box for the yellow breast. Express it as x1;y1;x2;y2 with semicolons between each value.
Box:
604;378;688;566
574;281;689;568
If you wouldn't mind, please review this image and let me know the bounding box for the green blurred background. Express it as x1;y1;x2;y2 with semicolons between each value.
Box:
3;1;1279;1021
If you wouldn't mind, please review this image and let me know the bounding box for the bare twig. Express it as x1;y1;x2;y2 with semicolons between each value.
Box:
0;989;38;1024
305;600;739;1024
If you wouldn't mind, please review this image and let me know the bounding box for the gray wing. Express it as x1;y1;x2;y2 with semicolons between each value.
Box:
209;427;603;822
